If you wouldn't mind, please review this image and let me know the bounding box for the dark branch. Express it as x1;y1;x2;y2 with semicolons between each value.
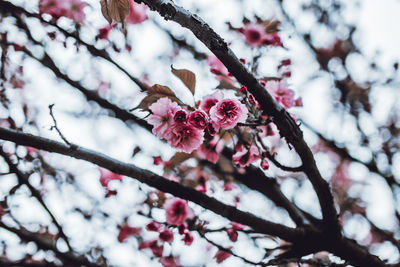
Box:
0;221;103;267
0;127;306;242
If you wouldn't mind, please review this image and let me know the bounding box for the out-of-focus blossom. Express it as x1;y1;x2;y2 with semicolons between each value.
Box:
232;144;260;167
264;80;297;109
139;240;163;257
214;249;231;263
183;231;193;245
117;224;141;242
39;0;87;23
159;228;174;243
159;256;182;267
163;197;194;226
242;23;265;47
146;221;162;232
196;136;224;164
126;0;148;24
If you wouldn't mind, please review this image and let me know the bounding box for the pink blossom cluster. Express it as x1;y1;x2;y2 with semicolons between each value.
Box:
147;92;248;154
39;0;87;23
98;167;122;197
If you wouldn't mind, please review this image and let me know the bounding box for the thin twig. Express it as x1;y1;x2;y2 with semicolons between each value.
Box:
48;104;74;148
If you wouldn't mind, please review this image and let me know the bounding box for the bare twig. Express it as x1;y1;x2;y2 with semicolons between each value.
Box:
48;104;74;148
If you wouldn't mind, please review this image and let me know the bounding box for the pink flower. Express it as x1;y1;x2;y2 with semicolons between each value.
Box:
159;256;181;267
214;249;231;263
200;91;224;114
163;198;194;226
39;0;87;23
97;25;112;40
146;221;162;232
99;167;122;188
232;144;261;167
265;80;296;109
261;159;269;170
173;110;188;124
126;0;148;24
226;228;238;242
188;110;208;130
139;240;163;257
148;97;180;139
183;231;193;245
159;228;174;243
117;224;141;242
196;136;224;164
242;23;265;47
262;33;283;47
230;222;245;230
210;99;248;129
207;56;233;82
168;124;204;153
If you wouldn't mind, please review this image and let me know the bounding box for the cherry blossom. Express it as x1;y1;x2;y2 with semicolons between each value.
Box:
214;249;231;263
183;231;193;245
159;256;182;267
99;167;122;188
139;240;163;257
264;80;296;109
117;224;141;242
126;0;148;24
196;136;224;164
148;98;180;139
146;221;162;232
163;197;194;226
210;99;248;129
200;91;224;115
188;110;208;130
232;144;261;167
39;0;87;23
167;123;204;153
159;228;174;243
207;56;233;82
242;23;265;47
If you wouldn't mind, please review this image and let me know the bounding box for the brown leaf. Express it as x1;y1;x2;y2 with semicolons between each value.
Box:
165;152;194;170
216;80;238;90
171;65;196;95
136;84;180;110
100;0;130;24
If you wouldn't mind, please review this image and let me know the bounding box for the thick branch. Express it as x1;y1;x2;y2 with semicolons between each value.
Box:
0;127;305;242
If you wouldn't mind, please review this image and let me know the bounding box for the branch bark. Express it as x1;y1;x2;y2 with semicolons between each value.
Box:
0;127;305;242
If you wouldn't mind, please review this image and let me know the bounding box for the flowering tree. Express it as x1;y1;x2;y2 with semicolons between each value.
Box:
0;0;399;266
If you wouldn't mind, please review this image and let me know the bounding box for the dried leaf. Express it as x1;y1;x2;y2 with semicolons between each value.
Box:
216;80;238;90
171;66;196;95
136;84;180;110
100;0;130;24
165;152;194;170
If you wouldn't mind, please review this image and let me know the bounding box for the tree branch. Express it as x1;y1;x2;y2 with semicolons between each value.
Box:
0;127;306;242
0;221;103;267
